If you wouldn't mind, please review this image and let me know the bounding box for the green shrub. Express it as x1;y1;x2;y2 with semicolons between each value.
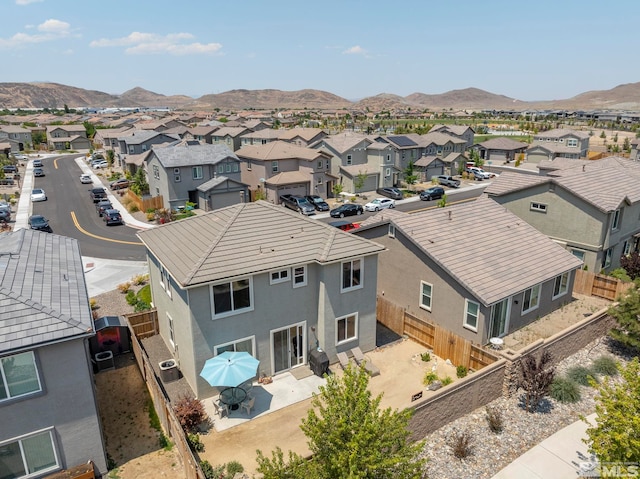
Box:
225;461;244;476
200;460;215;479
158;433;172;451
125;290;137;306
137;284;152;305
456;365;468;378
187;433;204;452
423;371;438;385
550;377;582;403
420;352;431;362
441;376;453;386
567;365;598;386
592;356;619;377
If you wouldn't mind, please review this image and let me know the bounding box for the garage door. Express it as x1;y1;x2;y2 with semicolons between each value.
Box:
356;174;378;194
277;184;307;201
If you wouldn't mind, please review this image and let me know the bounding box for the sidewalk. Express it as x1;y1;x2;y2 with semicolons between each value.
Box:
491;414;597;479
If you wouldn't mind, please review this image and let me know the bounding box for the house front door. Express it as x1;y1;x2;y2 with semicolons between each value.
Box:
489;298;510;338
271;322;305;375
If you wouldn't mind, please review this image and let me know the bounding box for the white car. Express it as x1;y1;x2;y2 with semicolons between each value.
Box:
364;197;396;212
92;161;108;169
31;188;47;202
80;174;92;184
467;167;494;180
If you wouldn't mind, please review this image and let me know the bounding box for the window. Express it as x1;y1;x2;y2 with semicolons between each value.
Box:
388;224;396;238
623;240;632;256
270;269;290;285
232;163;239;172
385;168;391;177
571;249;585;262
167;313;175;349
211;278;252;317
602;248;613;269
522;284;541;314
346;155;352;166
226;163;232;173
326;159;330;169
611;209;621;230
336;313;358;344
214;336;255;355
567;138;578;147
420;281;433;311
530;202;547;212
192;166;203;180
317;176;323;184
174;175;181;182
247;158;252;170
464;300;479;331
153;165;160;180
141;144;147;152
0;351;41;401
293;265;307;288
159;266;172;298
128;145;135;154
0;429;59;477
386;154;391;163
553;272;569;299
341;259;362;292
317;160;323;169
218;164;224;174
271;161;279;173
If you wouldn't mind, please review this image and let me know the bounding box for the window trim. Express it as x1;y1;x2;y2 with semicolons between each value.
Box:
341;258;363;293
210;277;254;319
552;272;569;299
269;269;290;285
463;299;479;332
192;166;203;180
419;281;433;311
214;335;256;356
335;312;358;345
521;284;541;314
611;208;621;230
271;161;279;173
603;247;613;269
0;351;42;402
530;202;547;213
292;265;307;288
0;428;60;478
159;266;172;298
167;313;175;349
388;224;396;238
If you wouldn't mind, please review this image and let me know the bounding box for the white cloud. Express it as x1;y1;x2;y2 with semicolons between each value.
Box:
16;0;44;5
343;45;366;55
90;31;222;55
0;19;71;49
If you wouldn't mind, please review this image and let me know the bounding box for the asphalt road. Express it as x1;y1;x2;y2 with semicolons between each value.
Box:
30;154;146;261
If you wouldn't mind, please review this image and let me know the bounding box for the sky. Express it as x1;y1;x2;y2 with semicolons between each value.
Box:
2;0;639;102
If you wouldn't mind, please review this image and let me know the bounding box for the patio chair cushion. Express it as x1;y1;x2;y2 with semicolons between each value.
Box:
336;351;350;370
350;347;380;377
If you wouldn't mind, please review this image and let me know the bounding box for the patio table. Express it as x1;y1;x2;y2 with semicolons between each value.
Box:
219;386;247;410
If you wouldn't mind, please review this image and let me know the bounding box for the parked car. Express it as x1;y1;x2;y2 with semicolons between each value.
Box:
329;220;361;232
2;165;18;174
279;194;316;215
435;175;460;188
103;209;123;226
304;195;330;211
12;154;27;161
0;205;11;223
30;188;47;202
0;178;15;185
364;197;396;212
376;187;403;200
80;174;93;184
110;178;130;190
96;199;113;216
466;166;492;180
89;187;107;202
33;167;45;177
420;186;445;201
32;159;43;168
330;203;364;218
28;214;52;233
92;161;108;169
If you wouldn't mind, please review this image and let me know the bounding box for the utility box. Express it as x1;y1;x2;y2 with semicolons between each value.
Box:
95;351;114;372
159;359;180;382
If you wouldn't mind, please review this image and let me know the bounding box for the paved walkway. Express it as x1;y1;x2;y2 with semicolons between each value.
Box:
491;414;597;479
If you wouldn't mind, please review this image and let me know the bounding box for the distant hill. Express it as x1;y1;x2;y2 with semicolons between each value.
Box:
1;81;640;111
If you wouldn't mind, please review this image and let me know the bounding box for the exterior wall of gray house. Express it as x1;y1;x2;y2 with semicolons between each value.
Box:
366;147;395;188
118;136;169;156
1;340;108;476
148;254;378;399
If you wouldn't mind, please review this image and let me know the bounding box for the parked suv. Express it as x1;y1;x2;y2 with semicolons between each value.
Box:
279;194;316;215
2;165;18;174
420;186;445;201
466;166;492;180
435;175;460;188
89;187;107;202
304;195;330;211
376;187;403;200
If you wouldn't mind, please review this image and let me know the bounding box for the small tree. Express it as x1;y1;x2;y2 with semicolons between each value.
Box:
354;171;367;193
519;350;555;413
106;149;115;167
403;161;418;187
583;358;640;467
173;396;207;433
608;283;640;350
620;252;640;280
332;182;343;199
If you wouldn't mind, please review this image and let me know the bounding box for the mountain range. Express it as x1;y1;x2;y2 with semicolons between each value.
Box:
1;81;639;112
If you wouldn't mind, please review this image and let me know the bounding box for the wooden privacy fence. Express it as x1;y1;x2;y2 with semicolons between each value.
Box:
125;190;164;212
573;269;633;300
126;309;159;339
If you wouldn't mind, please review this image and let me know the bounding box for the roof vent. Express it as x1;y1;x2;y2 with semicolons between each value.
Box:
448;210;452;220
582;165;586;172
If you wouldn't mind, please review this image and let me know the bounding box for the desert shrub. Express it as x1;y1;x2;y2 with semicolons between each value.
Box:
550;377;582;403
89;298;97;310
567;365;597;386
158;433;172;451
225;461;244;476
441;376;453;386
128;203;139;213
117;282;131;293
519;350;555;413
485;406;503;433
420;352;431;362
423;371;438;385
449;431;473;459
132;273;148;285
187;433;204;452
592;356;619;376
456;365;468;378
146;212;156;221
174;396;207;433
125;290;137;306
200;460;216;479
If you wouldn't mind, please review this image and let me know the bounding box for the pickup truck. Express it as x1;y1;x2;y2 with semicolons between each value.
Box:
435;175;461;188
89;187;107;203
279;194;316;215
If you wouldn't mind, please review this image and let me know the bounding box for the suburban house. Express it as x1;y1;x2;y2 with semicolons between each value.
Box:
117;130;181;157
239;128;282;147
236;140;335;202
472;137;529;164
485;156;640;272
355;197;582;344
429;124;476;148
526;128;590;163
46;125;92;151
630;138;639;161
186;125;220;144
210;126;251;151
93;126;134;151
136;202;385;398
0;229;108;477
278;127;327;147
0;125;33;152
146;141;248;211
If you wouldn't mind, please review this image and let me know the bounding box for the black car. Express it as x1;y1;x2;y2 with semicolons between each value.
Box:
305;195;330;211
420;186;445;201
96;199;113;216
28;214;52;232
329;203;364;218
103;209;123;225
376;187;403;200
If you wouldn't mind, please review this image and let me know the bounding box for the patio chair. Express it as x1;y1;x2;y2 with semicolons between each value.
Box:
351;347;380;377
213;398;228;418
240;396;255;416
337;351;351;370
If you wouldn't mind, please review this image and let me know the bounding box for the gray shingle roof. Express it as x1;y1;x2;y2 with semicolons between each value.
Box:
357;197;582;306
478;137;529;150
137;201;385;287
118;130;180;144
0;230;93;353
534;128;590;140
151;143;238;168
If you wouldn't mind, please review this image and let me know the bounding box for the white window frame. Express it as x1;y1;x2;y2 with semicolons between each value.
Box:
0;428;59;477
271;161;279;173
346;154;352;166
218;164;224;174
388;224;396;238
611;209;621;230
341;258;363;292
153;165;160;180
159;266;172;298
214;336;256;356
210;277;254;319
167;313;175;349
567;138;578;147
317;160;323;169
335;312;358;345
463;299;479;332
226;163;232;173
270;268;290;285
419;281;433;311
192;166;203;180
0;351;42;402
522;284;541;314
530;202;547;212
623;240;632;256
385;168;391;177
571;249;585;262
603;248;613;269
552;272;569;299
292;265;307;288
174;175;181;182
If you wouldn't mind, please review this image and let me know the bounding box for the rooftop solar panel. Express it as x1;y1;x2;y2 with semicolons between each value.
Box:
387;135;417;147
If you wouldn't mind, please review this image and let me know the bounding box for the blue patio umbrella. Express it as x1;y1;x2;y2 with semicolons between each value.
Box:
199;351;260;388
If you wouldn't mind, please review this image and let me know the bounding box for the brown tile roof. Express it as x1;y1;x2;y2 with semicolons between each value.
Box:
265;171;309;185
358;197;582;306
478;137;529;150
484;172;549;196
212;126;249;138
137;201;384;287
321;132;371;153
236;141;328;162
278;128;325;141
